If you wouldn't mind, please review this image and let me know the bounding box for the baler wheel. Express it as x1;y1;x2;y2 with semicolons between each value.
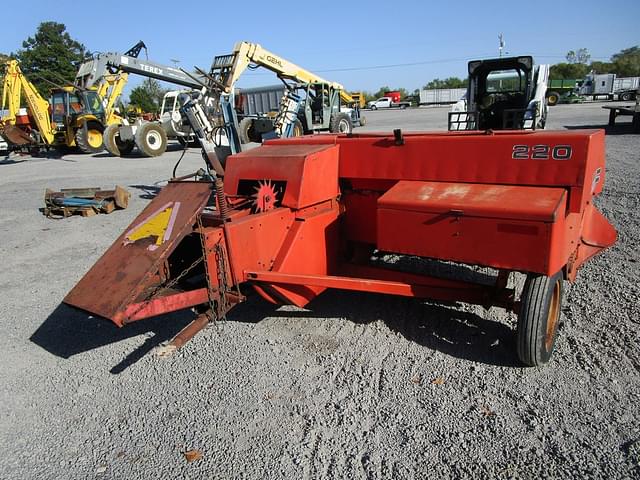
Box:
516;271;564;367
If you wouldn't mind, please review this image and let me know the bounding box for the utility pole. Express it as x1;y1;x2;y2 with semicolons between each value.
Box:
498;33;505;58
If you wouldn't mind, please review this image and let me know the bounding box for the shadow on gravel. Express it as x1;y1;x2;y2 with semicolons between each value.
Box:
564;123;637;135
92;143;188;160
230;291;519;367
30;303;194;374
0;151;78;163
0;158;27;165
129;183;163;199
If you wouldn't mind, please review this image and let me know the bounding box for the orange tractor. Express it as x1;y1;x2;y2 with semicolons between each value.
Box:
64;128;616;366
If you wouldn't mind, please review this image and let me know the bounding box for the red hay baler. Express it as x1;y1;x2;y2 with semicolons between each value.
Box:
64;129;617;366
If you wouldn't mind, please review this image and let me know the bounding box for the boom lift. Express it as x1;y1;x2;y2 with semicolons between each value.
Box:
1;60;110;153
449;56;549;131
75;43;206;157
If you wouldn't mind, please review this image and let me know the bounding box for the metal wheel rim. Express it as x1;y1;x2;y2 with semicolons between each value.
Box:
338;119;350;133
87;130;102;148
146;131;162;150
545;281;561;351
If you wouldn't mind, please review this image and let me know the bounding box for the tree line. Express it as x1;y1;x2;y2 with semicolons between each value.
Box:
2;22;640;109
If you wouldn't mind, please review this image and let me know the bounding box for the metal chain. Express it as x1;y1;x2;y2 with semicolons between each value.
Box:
133;254;205;314
214;243;229;321
196;213;217;317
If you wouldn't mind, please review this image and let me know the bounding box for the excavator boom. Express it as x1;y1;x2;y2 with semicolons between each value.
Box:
0;60;55;145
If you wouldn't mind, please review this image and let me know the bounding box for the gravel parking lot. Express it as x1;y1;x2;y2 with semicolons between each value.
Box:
1;103;638;479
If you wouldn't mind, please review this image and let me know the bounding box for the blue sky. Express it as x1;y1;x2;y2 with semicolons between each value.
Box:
4;0;639;98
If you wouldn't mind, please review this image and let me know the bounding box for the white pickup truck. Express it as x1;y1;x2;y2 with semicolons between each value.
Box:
367;97;411;110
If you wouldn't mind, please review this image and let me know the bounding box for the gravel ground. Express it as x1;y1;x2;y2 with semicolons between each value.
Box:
0;103;638;479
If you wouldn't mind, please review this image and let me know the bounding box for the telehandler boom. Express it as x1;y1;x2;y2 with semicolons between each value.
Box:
211;42;363;142
75;42;206;157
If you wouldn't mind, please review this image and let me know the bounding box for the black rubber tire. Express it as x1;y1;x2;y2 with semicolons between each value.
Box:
632;112;640;133
517;271;564;367
134;122;167;157
238;117;254;144
75;121;104;154
291;119;304;137
547;91;560;106
359;115;367;127
329;113;353;134
371;105;377;110
103;124;134;156
619;92;632;102
400;104;407;110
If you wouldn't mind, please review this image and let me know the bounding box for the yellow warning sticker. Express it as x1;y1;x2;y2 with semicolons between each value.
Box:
124;201;181;250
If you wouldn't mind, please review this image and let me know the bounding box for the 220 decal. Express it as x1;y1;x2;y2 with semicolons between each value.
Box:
512;144;572;160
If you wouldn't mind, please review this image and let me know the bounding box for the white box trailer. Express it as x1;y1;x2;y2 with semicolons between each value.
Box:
419;88;466;105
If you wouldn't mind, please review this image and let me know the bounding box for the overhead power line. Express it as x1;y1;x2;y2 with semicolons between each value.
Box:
241;51;615;76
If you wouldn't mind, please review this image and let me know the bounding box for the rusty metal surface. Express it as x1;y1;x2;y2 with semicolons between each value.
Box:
378;181;566;222
64;181;213;326
0;124;33;145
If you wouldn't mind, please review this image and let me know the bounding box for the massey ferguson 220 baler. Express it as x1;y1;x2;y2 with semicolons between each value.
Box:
64;129;617;366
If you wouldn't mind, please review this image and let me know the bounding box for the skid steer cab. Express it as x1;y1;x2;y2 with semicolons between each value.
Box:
50;87;106;153
450;56;549;131
63;129;616;367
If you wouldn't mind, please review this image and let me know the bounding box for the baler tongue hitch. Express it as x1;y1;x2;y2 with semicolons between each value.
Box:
64;130;617;366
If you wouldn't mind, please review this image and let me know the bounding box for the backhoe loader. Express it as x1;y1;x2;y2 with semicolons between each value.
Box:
0;60;114;153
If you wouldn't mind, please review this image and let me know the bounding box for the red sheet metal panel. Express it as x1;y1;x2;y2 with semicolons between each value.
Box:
224;144;339;209
269;129;603;189
64;181;213;326
377;181;568;274
379;181;566;222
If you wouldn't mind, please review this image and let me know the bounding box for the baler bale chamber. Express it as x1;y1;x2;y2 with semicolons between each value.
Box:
64;129;617;366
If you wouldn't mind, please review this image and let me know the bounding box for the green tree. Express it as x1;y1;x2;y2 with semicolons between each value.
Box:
128;78;167;113
589;61;614;74
372;86;391;99
566;48;591;64
424;77;467;89
611;46;640;76
14;22;86;94
0;53;9;87
549;62;589;79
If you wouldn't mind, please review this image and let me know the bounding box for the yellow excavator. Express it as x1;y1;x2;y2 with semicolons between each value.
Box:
0;60;115;153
